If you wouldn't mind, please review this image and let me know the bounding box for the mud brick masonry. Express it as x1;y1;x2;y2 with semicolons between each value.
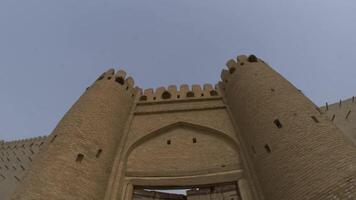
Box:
0;55;355;200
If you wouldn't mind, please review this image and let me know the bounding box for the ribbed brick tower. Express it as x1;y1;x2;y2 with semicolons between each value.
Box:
221;55;356;200
11;69;138;200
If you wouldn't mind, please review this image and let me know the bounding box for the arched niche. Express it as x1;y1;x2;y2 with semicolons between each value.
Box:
125;122;241;177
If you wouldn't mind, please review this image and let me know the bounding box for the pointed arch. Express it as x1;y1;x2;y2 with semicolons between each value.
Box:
124;121;239;163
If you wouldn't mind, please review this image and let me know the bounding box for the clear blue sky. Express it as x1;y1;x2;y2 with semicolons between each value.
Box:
1;0;355;141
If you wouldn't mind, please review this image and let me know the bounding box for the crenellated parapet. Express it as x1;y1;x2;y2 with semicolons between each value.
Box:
92;69;142;98
0;136;48;167
220;54;262;85
320;96;356;145
137;84;221;103
0;136;47;150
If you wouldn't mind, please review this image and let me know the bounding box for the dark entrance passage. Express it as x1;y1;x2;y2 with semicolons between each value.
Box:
133;182;241;200
133;189;186;200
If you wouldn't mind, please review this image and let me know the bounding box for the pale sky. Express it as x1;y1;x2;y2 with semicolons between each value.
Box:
1;0;355;141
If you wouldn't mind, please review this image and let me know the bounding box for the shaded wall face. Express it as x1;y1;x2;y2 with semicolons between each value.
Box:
222;56;356;200
10;70;137;200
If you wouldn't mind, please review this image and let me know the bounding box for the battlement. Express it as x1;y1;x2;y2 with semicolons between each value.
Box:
137;84;221;103
93;68;142;98
220;54;263;84
0;136;47;149
94;68;224;104
322;96;356;112
320;96;356;145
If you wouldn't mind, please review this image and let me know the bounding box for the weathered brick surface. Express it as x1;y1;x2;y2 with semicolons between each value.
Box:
222;55;356;200
10;69;137;200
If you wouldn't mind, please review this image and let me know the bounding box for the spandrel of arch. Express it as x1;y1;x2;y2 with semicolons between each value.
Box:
124;123;241;180
125;121;240;161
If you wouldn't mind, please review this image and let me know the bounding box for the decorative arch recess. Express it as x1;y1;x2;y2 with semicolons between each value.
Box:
125;122;241;178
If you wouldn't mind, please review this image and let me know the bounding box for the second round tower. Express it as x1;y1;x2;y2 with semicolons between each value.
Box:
222;55;356;200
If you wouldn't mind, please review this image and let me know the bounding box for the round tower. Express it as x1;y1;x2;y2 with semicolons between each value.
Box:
221;55;356;200
11;69;138;200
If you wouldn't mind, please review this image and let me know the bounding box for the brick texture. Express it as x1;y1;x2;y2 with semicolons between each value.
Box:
222;55;356;200
10;69;137;200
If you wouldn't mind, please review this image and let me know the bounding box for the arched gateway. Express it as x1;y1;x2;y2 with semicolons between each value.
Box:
104;92;255;200
119;122;244;199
